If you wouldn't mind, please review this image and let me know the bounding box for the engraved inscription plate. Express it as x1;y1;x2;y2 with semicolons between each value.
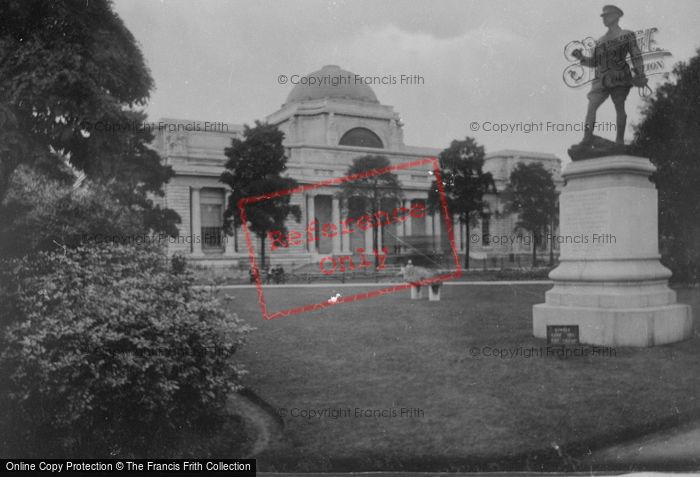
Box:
547;325;580;346
560;189;611;259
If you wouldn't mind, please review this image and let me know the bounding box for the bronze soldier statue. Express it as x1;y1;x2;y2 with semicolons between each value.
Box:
569;5;648;160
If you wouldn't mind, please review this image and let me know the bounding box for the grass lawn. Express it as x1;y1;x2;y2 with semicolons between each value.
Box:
225;284;700;472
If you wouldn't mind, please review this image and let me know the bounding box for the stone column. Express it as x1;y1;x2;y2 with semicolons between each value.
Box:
364;224;373;252
341;198;351;254
396;202;406;254
533;155;692;346
190;187;203;256
331;197;341;254
453;215;462;252
224;191;236;256
433;210;442;251
425;208;434;250
404;199;412;237
307;193;317;254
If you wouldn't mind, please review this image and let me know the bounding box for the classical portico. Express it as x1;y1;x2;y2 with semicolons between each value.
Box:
299;192;455;256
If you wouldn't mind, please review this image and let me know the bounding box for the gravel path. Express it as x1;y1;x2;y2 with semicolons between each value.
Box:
584;419;700;468
227;391;284;457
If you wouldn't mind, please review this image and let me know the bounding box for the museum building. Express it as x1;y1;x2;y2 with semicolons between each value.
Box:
153;65;562;268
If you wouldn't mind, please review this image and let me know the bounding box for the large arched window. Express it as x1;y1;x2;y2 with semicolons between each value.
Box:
338;127;383;148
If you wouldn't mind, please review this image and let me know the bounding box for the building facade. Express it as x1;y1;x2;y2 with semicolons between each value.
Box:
153;65;561;268
475;150;563;266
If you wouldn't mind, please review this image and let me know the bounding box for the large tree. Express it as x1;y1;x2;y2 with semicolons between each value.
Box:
0;166;157;258
501;162;558;268
631;48;700;283
337;155;403;267
0;0;178;243
220;121;300;269
427;138;495;269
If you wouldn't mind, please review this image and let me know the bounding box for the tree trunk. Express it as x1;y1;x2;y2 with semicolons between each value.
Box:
373;225;379;268
464;221;470;269
549;223;554;266
260;234;266;271
531;231;537;268
372;193;379;268
447;215;454;266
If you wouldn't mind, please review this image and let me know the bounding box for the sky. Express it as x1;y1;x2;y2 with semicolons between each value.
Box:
113;0;700;163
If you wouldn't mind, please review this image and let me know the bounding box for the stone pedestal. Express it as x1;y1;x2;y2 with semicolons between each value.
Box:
410;286;423;300
428;284;442;301
533;156;692;347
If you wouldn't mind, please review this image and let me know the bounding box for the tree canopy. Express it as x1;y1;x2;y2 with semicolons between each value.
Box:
632;48;700;282
427;138;495;268
220;121;300;268
338;155;403;218
337;155;403;266
501;162;558;267
0;0;178;250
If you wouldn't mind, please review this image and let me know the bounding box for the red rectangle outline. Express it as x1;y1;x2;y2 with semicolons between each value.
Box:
238;156;463;320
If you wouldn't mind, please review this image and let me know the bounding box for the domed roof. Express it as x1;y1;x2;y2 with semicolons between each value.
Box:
285;65;379;105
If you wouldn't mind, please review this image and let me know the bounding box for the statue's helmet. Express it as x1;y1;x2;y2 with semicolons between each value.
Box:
600;5;623;17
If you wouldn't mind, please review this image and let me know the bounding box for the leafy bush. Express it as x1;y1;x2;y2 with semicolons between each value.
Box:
0;243;251;457
0;166;179;260
170;253;188;275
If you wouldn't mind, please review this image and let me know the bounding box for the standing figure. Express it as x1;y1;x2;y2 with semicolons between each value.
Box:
571;5;647;153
